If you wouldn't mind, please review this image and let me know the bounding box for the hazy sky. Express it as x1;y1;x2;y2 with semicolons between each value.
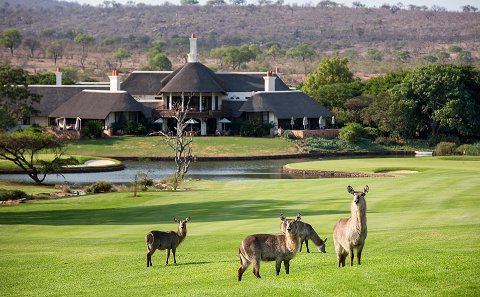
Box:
63;0;477;12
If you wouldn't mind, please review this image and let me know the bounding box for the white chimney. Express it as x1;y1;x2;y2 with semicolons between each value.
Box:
264;71;276;92
188;33;198;63
275;67;281;78
109;70;120;91
55;67;62;86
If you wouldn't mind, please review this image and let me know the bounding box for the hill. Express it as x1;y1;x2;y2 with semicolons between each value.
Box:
0;0;479;82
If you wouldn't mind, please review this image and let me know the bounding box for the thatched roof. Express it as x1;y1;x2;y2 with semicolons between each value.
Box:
217;73;290;92
119;68;291;95
29;85;109;116
121;71;171;95
49;90;151;119
221;100;245;118
159;62;227;94
239;91;332;119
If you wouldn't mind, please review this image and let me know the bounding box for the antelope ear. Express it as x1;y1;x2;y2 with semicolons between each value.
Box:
185;217;190;222
174;218;179;223
324;238;327;243
347;185;355;194
364;185;369;193
280;214;286;221
296;213;302;220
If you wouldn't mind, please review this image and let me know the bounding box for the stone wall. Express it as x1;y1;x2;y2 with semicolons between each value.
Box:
278;128;339;139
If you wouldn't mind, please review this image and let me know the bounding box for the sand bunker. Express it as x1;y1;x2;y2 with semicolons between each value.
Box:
383;170;418;174
83;160;116;166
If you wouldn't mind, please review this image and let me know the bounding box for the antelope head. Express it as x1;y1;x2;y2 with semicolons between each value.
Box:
347;185;369;208
317;238;328;253
284;215;301;235
174;217;190;231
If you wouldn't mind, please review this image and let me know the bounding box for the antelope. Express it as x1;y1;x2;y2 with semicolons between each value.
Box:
333;185;369;268
280;213;327;253
145;217;190;267
238;215;302;281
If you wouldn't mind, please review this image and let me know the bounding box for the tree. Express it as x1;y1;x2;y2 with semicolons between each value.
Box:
265;43;285;62
27;72;74;85
389;64;480;139
206;0;226;5
0;66;40;130
45;41;65;65
211;45;257;70
457;51;474;64
0;130;78;184
148;52;172;71
160;101;195;190
0;28;22;56
352;1;365;8
286;44;316;75
462;5;478;12
397;50;411;62
112;48;130;69
229;0;246;4
24;37;41;58
301;57;354;94
448;45;463;53
180;0;199;4
74;33;95;71
366;48;382;61
306;81;363;110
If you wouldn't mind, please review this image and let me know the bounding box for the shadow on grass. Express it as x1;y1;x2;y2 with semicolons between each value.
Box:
0;199;349;226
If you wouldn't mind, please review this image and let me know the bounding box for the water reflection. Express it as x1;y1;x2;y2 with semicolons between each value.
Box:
0;159;316;184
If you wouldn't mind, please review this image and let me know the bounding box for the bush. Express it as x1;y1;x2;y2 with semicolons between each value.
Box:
455;144;470;155
435;142;457;156
124;120;147;135
0;189;28;201
239;120;273;137
339;122;367;143
467;142;480;156
85;181;115;193
82;120;103;139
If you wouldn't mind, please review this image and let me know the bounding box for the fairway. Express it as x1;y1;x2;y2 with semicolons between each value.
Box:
0;157;479;296
65;136;299;158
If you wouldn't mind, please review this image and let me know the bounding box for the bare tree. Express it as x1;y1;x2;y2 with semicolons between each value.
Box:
160;99;195;190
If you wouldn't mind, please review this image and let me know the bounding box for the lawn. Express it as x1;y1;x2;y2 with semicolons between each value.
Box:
65;136;300;158
0;157;479;296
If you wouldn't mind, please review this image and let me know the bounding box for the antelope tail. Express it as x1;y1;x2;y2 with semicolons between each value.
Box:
146;233;154;250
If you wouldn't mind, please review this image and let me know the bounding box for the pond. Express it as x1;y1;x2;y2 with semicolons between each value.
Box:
0;158;318;184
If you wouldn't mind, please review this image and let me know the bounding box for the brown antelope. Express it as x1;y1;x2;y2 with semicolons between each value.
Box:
280;213;327;253
238;215;302;281
145;217;190;267
333;185;369;267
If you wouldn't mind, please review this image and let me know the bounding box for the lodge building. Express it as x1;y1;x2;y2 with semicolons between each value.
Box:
26;34;332;136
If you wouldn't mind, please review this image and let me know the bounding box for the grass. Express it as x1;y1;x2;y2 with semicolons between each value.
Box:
0;157;479;296
65;136;299;157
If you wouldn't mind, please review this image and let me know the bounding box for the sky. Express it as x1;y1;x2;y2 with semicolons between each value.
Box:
63;0;477;12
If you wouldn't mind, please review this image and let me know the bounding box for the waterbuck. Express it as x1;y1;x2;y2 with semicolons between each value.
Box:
145;217;190;267
280;213;327;253
238;215;302;281
333;185;369;267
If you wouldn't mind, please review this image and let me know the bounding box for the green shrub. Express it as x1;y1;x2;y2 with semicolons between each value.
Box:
239;120;273;137
83;120;103;139
435;142;458;156
85;181;115;193
124;120;147;135
455;144;470;155
0;189;28;201
467;142;480;156
339;122;367;143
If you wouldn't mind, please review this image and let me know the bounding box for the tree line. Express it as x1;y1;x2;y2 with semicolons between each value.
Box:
301;58;480;144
